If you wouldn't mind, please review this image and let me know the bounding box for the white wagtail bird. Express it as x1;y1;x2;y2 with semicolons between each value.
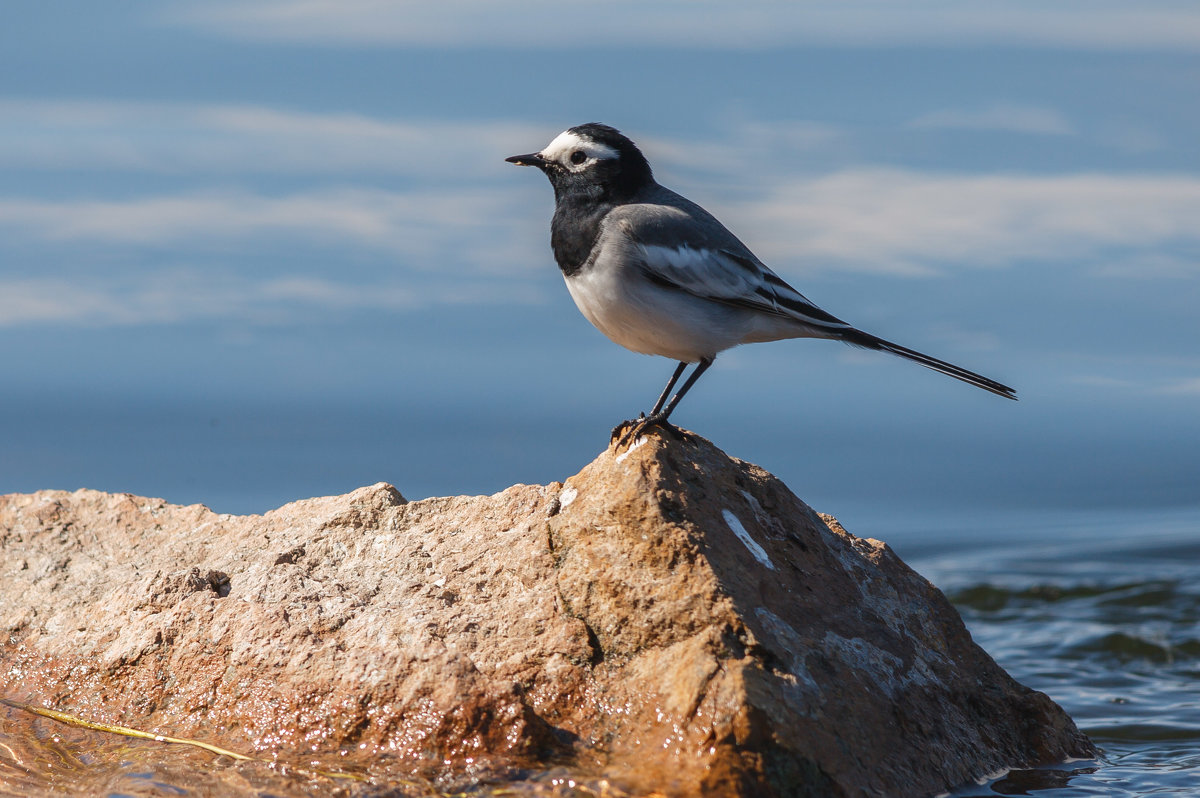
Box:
507;123;1016;444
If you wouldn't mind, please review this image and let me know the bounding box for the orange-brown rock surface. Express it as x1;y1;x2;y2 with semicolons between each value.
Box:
0;431;1093;797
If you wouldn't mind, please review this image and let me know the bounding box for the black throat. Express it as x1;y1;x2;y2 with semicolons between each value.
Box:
549;186;613;277
545;162;653;277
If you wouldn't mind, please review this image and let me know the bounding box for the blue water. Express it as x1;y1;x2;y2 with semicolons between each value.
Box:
890;508;1200;797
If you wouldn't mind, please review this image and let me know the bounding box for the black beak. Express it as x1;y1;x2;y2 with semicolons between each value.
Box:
506;152;549;167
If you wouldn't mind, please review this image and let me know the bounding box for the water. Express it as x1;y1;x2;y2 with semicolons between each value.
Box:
896;508;1200;797
2;508;1198;796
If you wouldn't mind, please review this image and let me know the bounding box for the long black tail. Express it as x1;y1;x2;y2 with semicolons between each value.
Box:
841;329;1017;400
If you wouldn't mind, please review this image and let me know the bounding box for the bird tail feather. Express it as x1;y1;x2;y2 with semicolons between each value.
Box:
840;329;1017;400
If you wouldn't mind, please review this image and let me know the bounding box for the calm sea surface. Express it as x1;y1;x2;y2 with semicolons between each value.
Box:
898;508;1200;797
2;507;1198;796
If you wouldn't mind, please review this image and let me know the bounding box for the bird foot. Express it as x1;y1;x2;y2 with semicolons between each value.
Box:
611;413;685;449
610;413;645;444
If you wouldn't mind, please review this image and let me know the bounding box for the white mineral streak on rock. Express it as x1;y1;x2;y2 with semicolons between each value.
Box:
722;509;775;570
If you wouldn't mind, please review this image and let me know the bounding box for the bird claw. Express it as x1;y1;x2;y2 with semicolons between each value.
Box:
612;413;684;449
610;412;645;444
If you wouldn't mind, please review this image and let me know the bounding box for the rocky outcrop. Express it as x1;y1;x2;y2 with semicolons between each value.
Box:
0;431;1093;797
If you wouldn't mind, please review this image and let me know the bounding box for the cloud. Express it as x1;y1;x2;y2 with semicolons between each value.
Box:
4;170;1199;282
164;0;1200;51
1091;253;1199;279
907;104;1075;136
1158;377;1200;396
0;100;855;187
1;102;1197;285
1068;374;1200;397
723;169;1200;275
0;99;543;177
0;270;543;328
0;272;391;327
0;186;545;270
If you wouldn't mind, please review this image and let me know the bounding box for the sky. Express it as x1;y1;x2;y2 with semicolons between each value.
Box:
2;1;1198;534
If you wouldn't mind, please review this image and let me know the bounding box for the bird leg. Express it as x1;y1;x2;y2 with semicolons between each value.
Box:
610;361;686;443
615;358;713;447
649;361;688;417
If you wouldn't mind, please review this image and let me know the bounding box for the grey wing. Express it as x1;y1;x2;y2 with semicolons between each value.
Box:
618;198;852;332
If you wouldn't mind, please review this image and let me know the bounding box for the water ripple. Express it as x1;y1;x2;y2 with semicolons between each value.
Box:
916;510;1200;797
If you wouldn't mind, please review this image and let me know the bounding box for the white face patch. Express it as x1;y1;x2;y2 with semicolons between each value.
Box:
539;129;619;173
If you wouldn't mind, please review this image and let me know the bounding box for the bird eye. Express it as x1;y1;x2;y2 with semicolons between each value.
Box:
570;150;587;165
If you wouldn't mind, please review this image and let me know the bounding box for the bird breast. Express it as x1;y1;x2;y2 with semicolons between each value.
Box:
563;244;749;363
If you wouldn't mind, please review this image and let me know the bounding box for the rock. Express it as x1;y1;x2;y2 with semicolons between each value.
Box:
0;431;1094;797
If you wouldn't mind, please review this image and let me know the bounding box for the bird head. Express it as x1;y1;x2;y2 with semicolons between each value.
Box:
506;123;654;201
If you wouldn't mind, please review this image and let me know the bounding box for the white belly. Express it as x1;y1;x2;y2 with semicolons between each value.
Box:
565;264;756;363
